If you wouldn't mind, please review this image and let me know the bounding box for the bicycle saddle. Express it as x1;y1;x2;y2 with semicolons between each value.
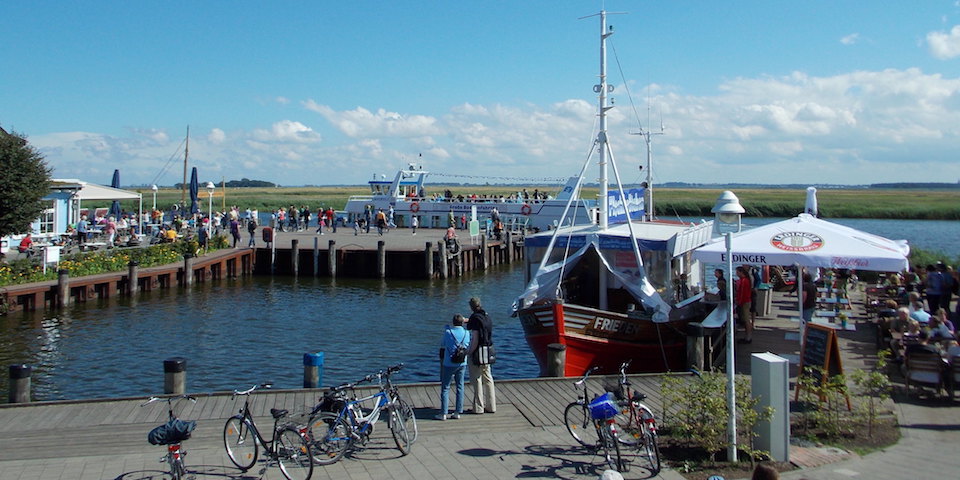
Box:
631;391;647;402
270;408;289;419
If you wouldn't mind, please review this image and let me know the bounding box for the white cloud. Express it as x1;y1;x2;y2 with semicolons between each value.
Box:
208;128;226;144
840;33;860;45
304;101;441;138
27;67;960;187
252;120;321;143
276;96;290;105
926;25;960;59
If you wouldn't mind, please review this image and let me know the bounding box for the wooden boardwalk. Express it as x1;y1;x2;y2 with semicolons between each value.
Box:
1;287;948;480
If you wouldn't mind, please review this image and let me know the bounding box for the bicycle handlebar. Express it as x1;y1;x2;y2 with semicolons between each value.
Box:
573;366;600;386
232;383;272;397
139;394;197;407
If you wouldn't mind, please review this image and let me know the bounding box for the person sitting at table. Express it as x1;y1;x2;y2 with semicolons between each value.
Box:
17;234;33;257
162;225;178;243
932;308;955;337
907;291;926;315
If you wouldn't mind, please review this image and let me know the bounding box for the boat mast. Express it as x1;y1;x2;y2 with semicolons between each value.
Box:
596;10;612;231
638;105;663;221
181;126;190;208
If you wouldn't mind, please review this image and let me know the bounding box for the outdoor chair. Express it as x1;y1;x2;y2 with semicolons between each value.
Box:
904;351;945;398
949;357;960;401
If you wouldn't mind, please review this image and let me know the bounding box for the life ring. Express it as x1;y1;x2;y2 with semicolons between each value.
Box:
410;202;420;213
520;203;532;215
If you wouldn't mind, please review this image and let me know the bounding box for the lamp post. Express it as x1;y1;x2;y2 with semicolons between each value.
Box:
712;190;744;463
151;184;158;211
205;182;215;219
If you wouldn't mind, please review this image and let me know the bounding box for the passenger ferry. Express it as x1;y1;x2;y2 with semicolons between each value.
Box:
343;165;603;231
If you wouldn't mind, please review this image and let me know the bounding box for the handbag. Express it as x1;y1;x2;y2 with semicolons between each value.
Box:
476;344;496;365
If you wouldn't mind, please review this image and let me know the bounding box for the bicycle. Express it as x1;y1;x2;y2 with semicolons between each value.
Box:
308;363;417;465
609;360;662;475
564;366;633;447
141;394;197;480
222;383;314;480
562;366;626;472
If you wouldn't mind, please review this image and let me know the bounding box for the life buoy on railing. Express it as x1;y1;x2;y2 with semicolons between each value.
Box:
520;203;532;215
410;202;420;213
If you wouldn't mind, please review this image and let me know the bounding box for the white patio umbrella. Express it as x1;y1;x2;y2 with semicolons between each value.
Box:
693;213;910;333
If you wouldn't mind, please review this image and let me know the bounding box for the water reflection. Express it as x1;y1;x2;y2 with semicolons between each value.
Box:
0;265;539;402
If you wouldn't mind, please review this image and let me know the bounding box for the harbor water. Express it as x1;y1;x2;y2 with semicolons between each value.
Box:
1;218;958;402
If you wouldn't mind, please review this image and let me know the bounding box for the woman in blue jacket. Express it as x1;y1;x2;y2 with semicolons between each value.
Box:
436;314;470;420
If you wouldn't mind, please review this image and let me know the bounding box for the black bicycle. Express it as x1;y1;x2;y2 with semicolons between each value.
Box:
222;383;314;480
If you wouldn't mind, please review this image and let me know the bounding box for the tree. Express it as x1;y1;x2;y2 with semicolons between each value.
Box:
0;128;52;237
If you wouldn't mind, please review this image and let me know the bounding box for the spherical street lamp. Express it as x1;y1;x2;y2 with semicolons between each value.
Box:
711;190;744;463
206;182;216;219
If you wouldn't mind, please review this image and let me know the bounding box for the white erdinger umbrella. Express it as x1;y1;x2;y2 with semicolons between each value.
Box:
693;213;909;272
693;213;909;338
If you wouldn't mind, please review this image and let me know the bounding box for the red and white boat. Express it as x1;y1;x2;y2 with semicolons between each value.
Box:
513;11;716;377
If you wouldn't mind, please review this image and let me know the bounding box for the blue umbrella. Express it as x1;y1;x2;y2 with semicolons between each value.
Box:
109;169;121;218
189;167;200;215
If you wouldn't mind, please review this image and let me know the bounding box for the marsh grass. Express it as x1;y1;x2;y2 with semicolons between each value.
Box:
112;186;960;220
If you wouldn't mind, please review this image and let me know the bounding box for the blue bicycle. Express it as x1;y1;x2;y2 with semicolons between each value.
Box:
307;363;416;465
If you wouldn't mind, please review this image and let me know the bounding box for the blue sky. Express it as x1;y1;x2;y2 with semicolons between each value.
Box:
2;1;959;188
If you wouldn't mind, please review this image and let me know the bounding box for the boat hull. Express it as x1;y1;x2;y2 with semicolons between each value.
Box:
518;302;689;377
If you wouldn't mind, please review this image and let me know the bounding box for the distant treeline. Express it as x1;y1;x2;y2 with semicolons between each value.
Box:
173;178;278;189
867;182;960;189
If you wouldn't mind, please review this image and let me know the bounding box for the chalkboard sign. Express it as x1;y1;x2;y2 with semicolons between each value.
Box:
794;323;849;408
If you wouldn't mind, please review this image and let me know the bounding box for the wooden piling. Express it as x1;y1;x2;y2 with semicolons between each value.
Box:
183;255;194;286
438;240;448;278
377;241;386;278
313;237;320;276
163;358;186;395
480;235;488;270
127;261;139;295
8;364;31;403
328;240;337;277
290;239;299;277
56;269;70;308
424;242;434;279
686;322;705;372
545;343;566;377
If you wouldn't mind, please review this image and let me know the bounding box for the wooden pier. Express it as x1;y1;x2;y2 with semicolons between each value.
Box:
0;248;255;314
251;227;524;279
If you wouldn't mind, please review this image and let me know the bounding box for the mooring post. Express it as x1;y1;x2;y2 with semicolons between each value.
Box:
377;240;386;278
313;237;320;277
437;240;448;278
56;269;70;308
127;261;139;295
8;364;31;403
480;235;488;270
505;231;513;262
328;240;337;277
303;352;324;389
183;254;194;287
545;343;566;377
424;242;434;278
291;239;300;277
686;322;705;372
163;357;187;395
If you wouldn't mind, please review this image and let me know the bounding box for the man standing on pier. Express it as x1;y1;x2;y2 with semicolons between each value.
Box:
467;297;497;414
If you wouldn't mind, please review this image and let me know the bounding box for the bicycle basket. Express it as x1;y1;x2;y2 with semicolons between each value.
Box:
318;390;346;414
588;392;618;421
148;418;197;445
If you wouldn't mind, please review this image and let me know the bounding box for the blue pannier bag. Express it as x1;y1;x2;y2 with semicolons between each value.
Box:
588;392;619;420
148;418;197;445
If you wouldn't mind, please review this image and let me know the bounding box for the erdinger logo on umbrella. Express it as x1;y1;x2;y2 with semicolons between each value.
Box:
771;231;824;252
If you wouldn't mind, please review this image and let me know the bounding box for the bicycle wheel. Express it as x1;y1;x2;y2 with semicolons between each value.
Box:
277;426;314;480
563;402;592;447
397;398;418;444
642;429;661;474
172;456;185;480
609;423;627;472
614;406;640;446
389;399;416;454
307;413;351;466
223;416;258;471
